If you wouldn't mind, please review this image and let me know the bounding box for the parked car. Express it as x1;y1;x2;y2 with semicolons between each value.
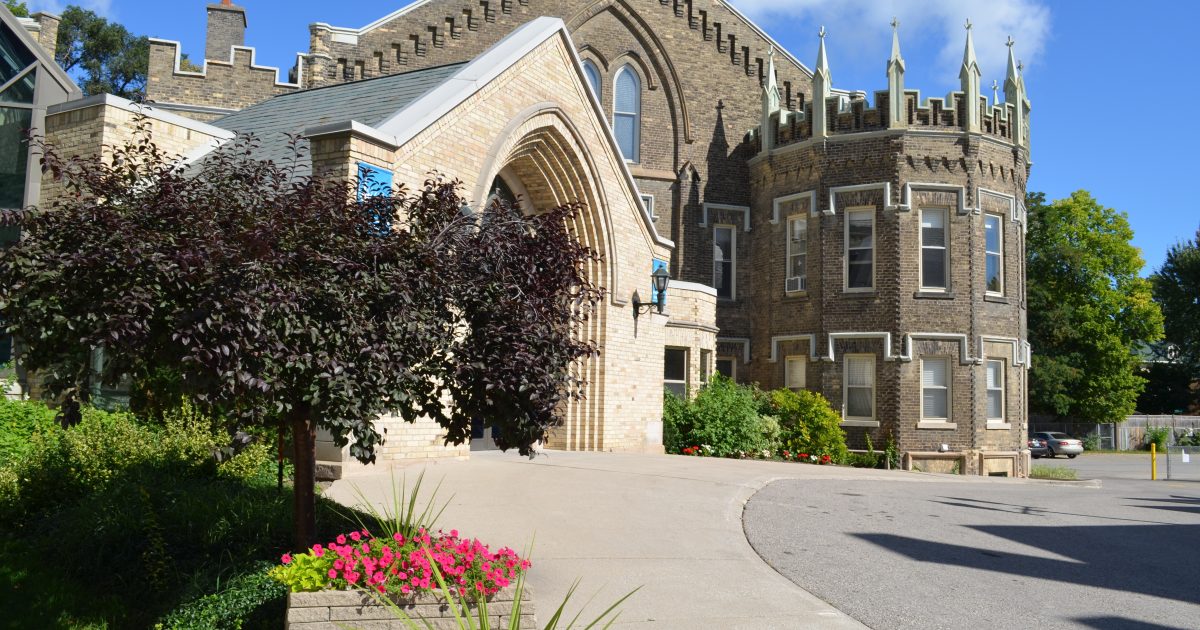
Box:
1033;432;1083;458
1028;436;1049;459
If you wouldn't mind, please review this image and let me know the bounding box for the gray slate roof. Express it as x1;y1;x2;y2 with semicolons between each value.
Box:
210;62;466;178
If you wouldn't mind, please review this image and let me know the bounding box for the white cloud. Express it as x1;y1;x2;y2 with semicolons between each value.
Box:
25;0;114;18
737;0;1050;87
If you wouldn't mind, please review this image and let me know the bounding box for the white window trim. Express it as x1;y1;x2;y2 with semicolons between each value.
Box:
715;356;737;381
786;214;807;293
985;213;1004;296
919;357;953;423
664;347;689;397
581;58;601;101
785;354;806;390
640;193;657;221
699;349;712;385
844;206;875;292
713;224;736;300
986;358;1010;428
612;64;641;163
919;207;950;292
842;353;878;426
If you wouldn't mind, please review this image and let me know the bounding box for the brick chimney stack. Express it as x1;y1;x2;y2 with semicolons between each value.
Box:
205;1;247;62
30;12;61;55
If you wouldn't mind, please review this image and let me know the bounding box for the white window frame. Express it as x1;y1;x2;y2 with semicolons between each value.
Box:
612;65;641;163
844;207;875;292
786;214;807;293
581;59;601;100
715;356;737;381
986;358;1006;424
640;193;657;220
842;353;877;425
919;207;949;292
664;347;688;398
713;224;736;300
984;214;1004;296
785;355;806;390
920;357;951;422
700;349;712;386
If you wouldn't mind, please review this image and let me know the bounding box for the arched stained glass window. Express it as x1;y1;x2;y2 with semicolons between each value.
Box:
581;59;601;101
613;65;640;162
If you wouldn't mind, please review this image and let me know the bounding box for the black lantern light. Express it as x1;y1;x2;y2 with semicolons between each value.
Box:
633;266;671;320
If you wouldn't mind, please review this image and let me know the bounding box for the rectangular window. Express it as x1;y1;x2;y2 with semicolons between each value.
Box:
920;208;948;290
0;106;33;209
664;348;688;398
921;358;950;420
713;225;735;299
700;349;712;386
845;209;874;290
986;359;1005;421
786;216;807;292
985;215;1003;294
640;193;657;220
844;354;875;421
715;357;735;380
785;355;806;390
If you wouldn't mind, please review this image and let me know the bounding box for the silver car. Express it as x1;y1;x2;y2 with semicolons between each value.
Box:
1034;432;1083;458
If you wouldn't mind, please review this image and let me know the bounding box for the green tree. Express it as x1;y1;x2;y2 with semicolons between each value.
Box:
0;124;602;548
1026;190;1163;423
1150;225;1200;411
55;6;148;98
3;1;29;18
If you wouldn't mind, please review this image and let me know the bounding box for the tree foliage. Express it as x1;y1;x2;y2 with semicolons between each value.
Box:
0;120;602;546
1149;225;1200;411
1026;190;1163;423
3;1;29;18
54;6;148;98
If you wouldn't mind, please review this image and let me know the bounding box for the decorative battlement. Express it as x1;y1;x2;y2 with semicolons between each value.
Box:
754;20;1031;154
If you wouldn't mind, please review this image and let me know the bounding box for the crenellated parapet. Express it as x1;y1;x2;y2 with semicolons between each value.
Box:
752;21;1031;155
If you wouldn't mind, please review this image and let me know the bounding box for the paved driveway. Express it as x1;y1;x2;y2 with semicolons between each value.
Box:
744;475;1200;630
1037;452;1153;481
328;451;883;629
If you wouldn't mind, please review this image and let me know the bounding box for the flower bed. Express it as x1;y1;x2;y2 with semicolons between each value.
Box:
272;527;536;628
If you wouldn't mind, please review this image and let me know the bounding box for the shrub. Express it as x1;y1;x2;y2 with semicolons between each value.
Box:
0;397;57;465
0;405;350;628
665;376;769;457
1030;465;1078;480
761;388;848;462
1081;432;1101;451
1144;426;1171;450
662;391;688;453
846;452;882;468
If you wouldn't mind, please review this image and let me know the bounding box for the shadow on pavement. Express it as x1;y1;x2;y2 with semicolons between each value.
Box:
933;496;1175;524
1122;495;1200;515
853;522;1200;606
1074;616;1189;630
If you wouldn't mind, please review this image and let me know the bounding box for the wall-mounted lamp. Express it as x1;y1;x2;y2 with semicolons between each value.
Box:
632;267;671;320
938;443;950;453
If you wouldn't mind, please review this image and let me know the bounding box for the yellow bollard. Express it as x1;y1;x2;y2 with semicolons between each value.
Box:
1151;443;1157;480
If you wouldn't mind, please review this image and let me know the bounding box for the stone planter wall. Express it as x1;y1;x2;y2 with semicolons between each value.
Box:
286;584;536;629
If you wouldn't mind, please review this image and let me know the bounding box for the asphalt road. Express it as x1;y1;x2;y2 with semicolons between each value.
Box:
1037;452;1154;481
743;475;1200;630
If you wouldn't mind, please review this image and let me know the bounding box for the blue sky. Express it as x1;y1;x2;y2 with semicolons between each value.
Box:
28;0;1199;274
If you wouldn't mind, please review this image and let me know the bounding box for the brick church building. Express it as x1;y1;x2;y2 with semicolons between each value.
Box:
8;0;1033;476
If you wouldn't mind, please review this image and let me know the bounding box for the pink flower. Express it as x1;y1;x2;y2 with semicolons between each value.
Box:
327;568;337;579
393;533;404;543
281;553;292;564
336;534;347;545
350;531;362;542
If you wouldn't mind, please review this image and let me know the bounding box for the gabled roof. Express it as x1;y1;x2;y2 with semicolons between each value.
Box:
210;62;466;177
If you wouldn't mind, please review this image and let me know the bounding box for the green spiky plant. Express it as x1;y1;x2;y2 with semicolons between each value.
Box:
344;470;451;541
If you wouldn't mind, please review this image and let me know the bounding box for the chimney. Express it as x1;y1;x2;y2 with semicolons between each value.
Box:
205;1;247;62
31;12;61;55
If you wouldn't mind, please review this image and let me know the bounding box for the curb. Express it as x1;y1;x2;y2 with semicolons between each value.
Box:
1022;477;1102;488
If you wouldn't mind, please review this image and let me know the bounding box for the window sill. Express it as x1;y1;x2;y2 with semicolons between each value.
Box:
986;421;1013;430
984;294;1009;304
841;289;876;297
917;421;958;430
841;419;880;427
783;290;809;300
913;291;955;300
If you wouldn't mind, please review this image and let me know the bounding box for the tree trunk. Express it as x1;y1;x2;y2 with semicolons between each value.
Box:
289;404;317;551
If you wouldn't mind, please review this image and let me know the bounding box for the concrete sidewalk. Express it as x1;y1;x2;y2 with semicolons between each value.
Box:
326;451;968;628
